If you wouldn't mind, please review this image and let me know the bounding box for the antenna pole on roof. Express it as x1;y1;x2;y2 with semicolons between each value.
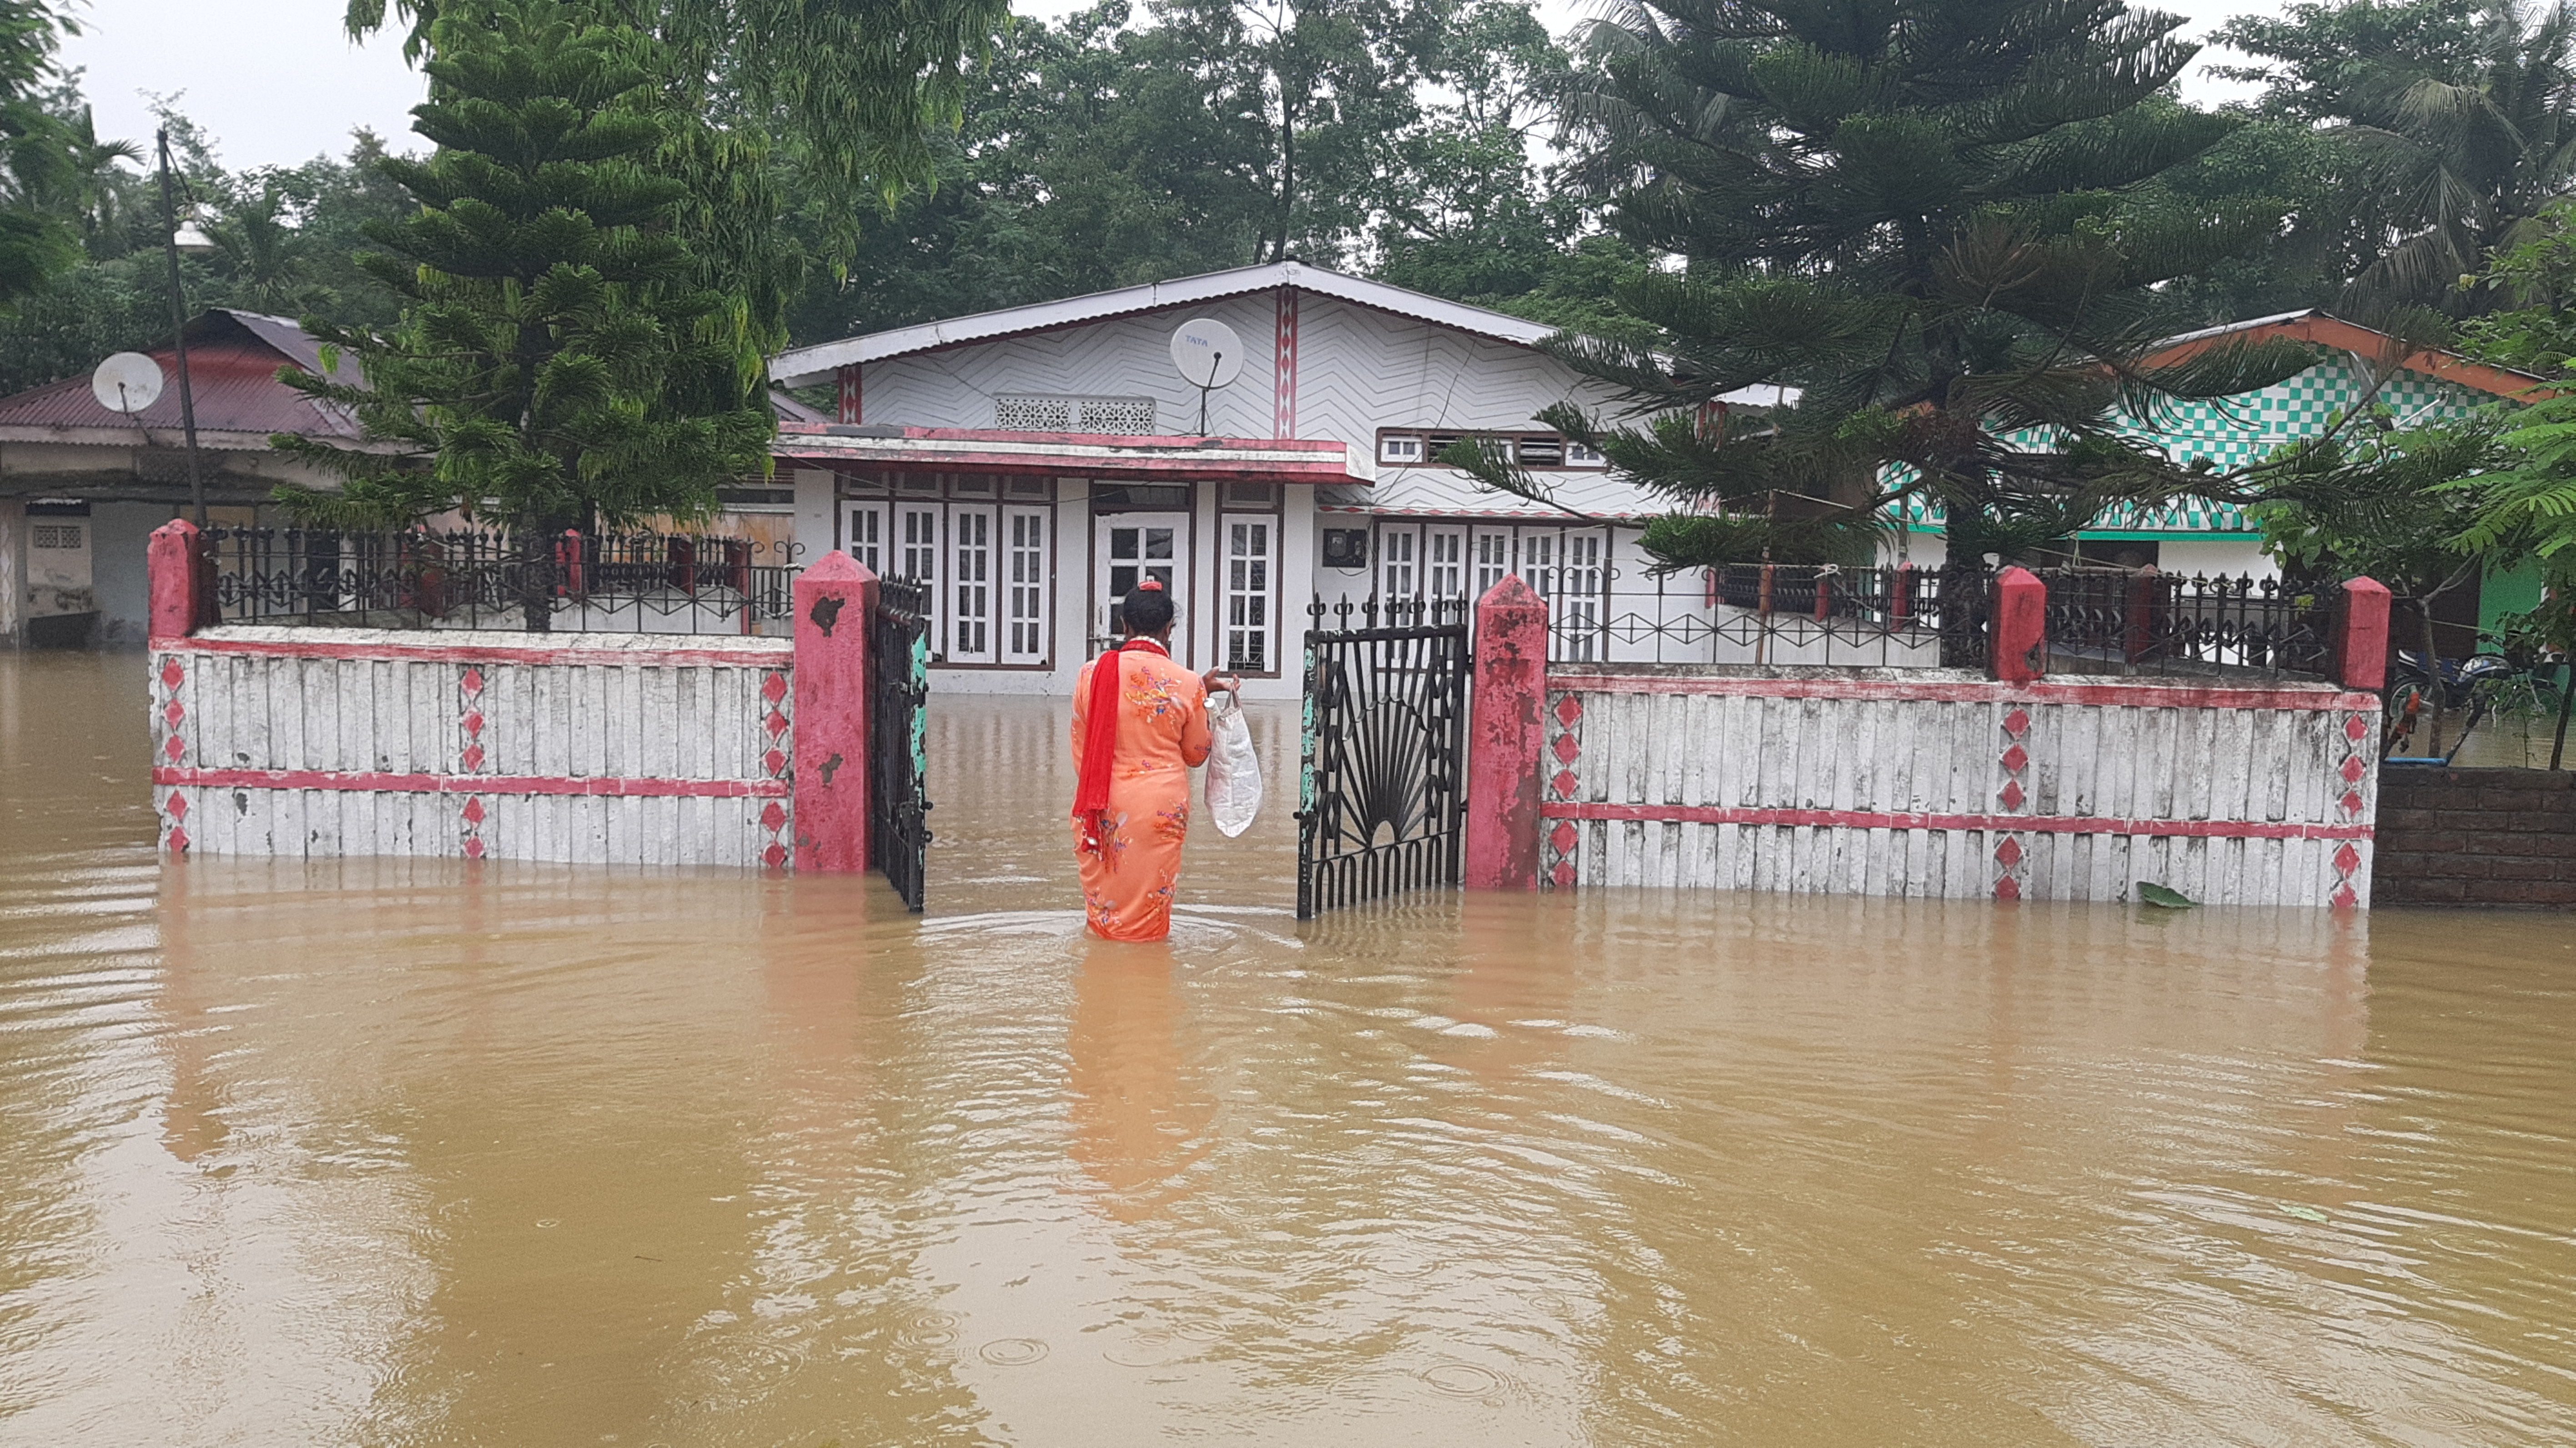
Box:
156;127;210;527
1197;353;1221;435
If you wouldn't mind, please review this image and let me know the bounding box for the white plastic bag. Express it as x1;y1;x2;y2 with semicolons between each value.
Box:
1203;688;1263;838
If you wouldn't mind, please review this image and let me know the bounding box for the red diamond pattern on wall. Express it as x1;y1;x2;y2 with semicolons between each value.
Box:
2340;754;2366;784
160;658;185;690
762;671;788;704
2002;708;2030;737
2000;743;2028;774
1550;822;1579;854
1554;694;1583;727
1999;779;2025;811
166;792;188;820
1994;835;2023;867
2345;714;2369;743
1552;733;1581;764
1551;769;1579;800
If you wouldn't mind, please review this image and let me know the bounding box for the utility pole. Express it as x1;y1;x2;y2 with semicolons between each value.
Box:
156;126;209;526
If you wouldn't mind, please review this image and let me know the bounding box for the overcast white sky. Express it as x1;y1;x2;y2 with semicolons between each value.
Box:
61;0;2264;171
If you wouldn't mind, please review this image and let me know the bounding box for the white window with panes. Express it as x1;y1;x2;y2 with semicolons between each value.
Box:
1473;531;1510;597
1223;517;1274;673
839;478;1053;669
1003;507;1049;664
950;508;994;661
1379;528;1418;600
1427;528;1466;601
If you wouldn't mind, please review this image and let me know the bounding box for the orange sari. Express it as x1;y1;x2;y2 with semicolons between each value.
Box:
1070;641;1211;941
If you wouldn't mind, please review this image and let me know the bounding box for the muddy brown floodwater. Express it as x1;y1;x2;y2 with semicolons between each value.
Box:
4;650;2576;1446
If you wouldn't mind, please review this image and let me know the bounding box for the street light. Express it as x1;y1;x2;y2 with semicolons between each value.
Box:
156;126;216;525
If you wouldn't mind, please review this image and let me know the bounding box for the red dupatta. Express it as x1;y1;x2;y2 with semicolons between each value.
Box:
1073;632;1169;853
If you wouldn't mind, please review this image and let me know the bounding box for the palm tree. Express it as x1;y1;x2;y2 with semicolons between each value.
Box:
2219;0;2576;315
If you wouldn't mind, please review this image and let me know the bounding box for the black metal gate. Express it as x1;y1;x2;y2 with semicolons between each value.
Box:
869;577;932;911
1294;598;1470;919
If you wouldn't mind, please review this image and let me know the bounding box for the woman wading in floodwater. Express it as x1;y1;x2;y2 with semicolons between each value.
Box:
1071;582;1238;941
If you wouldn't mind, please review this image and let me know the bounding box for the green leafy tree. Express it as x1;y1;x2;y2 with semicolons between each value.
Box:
274;0;772;631
1458;0;2308;566
2214;0;2576;315
0;1;85;308
348;0;1011;370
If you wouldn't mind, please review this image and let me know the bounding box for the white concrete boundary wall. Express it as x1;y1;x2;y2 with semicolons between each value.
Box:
1542;665;2381;907
151;626;796;867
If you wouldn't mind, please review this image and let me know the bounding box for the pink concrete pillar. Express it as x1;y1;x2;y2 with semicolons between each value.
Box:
1465;575;1548;890
2337;576;2393;692
792;550;877;872
147;518;210;640
1991;566;2046;684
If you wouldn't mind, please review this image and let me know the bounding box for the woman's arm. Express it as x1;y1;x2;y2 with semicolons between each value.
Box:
1180;674;1214;768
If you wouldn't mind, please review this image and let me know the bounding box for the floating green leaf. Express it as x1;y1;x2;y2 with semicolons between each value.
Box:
2281;1204;2329;1223
2135;882;2198;909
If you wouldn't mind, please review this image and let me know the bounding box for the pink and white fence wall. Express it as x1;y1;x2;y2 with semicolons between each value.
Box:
144;521;880;871
1467;571;2393;908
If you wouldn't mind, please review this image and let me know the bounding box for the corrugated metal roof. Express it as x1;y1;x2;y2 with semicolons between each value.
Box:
0;310;361;441
770;261;1565;384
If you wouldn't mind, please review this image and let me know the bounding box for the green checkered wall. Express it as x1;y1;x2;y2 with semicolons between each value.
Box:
1890;361;2489;534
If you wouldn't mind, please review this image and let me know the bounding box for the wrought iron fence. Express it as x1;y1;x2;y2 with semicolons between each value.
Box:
1544;563;1991;669
203;526;803;635
2033;568;2331;679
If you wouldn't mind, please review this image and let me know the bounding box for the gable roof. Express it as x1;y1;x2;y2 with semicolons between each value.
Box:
2142;309;2554;401
0;308;364;446
769;261;1561;386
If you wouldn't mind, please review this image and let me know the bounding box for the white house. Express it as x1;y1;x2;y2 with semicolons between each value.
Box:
765;268;2546;695
764;261;1675;699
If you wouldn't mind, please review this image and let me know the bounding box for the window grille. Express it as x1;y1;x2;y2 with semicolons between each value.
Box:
1225;518;1273;672
31;525;82;550
1514;436;1564;466
994;396;1075;431
1077;397;1156;433
993;395;1156;433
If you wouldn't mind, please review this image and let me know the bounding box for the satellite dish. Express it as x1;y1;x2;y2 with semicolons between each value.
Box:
91;352;165;414
1169;318;1243;390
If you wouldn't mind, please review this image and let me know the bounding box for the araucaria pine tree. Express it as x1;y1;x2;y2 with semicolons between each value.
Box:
1468;0;2316;566
274;0;772;624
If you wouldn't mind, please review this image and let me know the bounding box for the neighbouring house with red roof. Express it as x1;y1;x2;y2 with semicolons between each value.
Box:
0;309;391;646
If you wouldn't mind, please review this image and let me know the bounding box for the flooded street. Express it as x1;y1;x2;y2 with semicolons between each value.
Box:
4;650;2575;1445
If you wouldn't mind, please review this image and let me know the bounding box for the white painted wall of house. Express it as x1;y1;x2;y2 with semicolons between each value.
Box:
1543;668;2380;906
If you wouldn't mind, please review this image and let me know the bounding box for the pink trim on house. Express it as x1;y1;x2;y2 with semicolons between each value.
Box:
1274;287;1299;439
153;766;789;798
161;635;786;669
1547;670;2379;713
1540;801;2373;841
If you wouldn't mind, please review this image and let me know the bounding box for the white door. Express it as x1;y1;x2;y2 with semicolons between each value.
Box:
1094;513;1191;656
